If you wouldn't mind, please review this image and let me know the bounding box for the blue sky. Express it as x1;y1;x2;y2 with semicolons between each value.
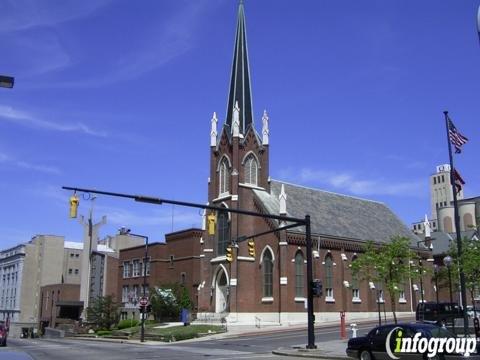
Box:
0;0;479;249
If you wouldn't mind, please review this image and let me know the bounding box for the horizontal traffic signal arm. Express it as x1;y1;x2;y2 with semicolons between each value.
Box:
62;186;307;224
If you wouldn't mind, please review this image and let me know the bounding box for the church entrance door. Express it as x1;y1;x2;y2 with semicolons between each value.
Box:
215;270;228;313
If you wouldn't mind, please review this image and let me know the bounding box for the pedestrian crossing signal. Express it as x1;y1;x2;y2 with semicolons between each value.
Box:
248;239;255;258
226;246;233;263
207;213;216;235
69;194;79;218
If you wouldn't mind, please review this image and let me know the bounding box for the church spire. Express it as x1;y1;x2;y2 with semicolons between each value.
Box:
226;0;254;134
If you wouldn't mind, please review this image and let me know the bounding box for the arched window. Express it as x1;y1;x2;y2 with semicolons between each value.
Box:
295;251;304;298
351;255;359;300
244;154;258;186
443;216;453;233
217;208;230;256
324;254;333;298
219;158;230;195
263;250;273;297
463;213;473;229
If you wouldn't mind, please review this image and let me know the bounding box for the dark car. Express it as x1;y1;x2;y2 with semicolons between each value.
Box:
0;324;7;346
346;323;479;360
416;302;463;325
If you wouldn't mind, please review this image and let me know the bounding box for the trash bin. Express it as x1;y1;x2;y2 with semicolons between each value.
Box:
181;308;190;326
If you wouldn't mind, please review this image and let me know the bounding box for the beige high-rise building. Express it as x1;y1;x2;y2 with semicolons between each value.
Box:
0;235;64;337
430;164;464;221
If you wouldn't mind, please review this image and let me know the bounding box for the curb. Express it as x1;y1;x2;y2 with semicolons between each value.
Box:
272;348;349;359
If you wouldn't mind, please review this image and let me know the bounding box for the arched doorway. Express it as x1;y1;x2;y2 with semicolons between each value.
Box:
214;267;229;313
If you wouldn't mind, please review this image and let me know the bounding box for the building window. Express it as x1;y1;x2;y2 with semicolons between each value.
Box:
244;154;258;186
74;269;79;275
399;290;407;303
181;272;186;285
219;158;230;195
263;250;273;298
324;254;334;299
133;260;141;277
143;259;150;276
122;286;129;303
70;253;74;258
433;177;436;185
441;175;445;183
68;268;72;275
351;255;360;301
295;251;304;298
123;261;131;278
217;209;230;256
169;255;174;268
75;253;79;258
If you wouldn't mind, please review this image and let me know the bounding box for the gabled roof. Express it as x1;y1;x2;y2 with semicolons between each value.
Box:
253;180;420;246
420;230;478;255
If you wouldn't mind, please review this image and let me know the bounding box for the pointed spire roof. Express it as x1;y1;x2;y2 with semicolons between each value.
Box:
225;0;254;134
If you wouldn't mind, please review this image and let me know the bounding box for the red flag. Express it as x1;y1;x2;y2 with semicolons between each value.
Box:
453;168;465;193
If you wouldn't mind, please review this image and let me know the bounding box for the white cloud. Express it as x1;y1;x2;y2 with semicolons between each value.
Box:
0;104;107;137
16;161;61;175
95;205;201;228
0;151;61;175
279;167;426;197
0;0;111;33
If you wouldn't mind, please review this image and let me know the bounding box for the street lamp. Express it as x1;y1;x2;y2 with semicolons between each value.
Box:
433;264;439;306
120;228;149;343
443;255;454;332
0;75;14;89
418;260;424;304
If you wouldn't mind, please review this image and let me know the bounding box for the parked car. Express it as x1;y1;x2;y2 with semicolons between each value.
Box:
0;324;7;346
416;302;463;325
346;323;479;360
466;305;480;318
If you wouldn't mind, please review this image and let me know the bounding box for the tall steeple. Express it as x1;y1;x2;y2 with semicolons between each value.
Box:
226;0;254;134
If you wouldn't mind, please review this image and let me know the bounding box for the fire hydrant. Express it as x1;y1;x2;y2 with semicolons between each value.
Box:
350;323;358;338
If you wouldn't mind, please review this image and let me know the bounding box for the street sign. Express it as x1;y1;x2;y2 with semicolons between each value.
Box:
139;297;148;306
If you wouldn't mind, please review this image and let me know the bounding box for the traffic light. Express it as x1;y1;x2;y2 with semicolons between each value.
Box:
69;194;79;218
311;279;323;297
248;239;255;257
226;246;233;263
207;213;216;235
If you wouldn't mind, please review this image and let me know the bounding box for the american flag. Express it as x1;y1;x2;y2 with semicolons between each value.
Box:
448;117;468;153
453;168;465;193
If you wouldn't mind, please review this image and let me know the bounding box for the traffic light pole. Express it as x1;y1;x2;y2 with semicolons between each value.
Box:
63;186;317;349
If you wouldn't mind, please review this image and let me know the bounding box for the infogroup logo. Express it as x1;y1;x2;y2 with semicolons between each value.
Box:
385;327;477;359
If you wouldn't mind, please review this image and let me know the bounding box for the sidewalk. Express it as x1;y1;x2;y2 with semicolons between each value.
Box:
273;340;349;360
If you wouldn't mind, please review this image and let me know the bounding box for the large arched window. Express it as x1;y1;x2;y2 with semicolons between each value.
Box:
295;251;304;298
219;158;230;195
443;216;453;233
263;250;273;297
351;255;359;301
217;208;230;256
244;154;258;186
324;254;333;299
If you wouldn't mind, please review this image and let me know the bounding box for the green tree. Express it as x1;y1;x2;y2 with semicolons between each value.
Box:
351;237;419;323
86;295;119;330
149;283;192;322
447;236;480;308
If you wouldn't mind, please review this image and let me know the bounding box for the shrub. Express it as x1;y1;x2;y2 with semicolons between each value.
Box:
96;330;112;336
117;319;139;330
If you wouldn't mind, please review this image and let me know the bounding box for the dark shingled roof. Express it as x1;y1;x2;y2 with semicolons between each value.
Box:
419;230;478;255
253;180;421;246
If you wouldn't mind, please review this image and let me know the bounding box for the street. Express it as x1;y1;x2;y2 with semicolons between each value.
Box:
0;323;373;360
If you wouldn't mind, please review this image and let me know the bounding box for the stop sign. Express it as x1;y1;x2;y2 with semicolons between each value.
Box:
139;297;148;306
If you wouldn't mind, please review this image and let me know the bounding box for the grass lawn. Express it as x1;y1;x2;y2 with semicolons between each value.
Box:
146;325;225;341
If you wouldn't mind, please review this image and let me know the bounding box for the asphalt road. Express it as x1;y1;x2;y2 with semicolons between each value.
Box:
0;323;375;360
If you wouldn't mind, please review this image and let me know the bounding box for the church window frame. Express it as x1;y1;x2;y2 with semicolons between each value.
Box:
218;156;231;196
262;248;274;298
217;205;230;256
242;151;260;186
295;251;304;298
324;254;334;301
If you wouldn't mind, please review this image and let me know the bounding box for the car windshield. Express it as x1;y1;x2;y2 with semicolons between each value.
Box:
429;327;456;338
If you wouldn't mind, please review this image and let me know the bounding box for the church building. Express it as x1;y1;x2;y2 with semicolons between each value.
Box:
194;2;429;325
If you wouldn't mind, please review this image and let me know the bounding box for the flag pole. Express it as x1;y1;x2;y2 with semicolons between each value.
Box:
443;111;469;335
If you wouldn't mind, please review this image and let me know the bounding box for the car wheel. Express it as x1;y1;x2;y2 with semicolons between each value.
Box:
360;349;373;360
